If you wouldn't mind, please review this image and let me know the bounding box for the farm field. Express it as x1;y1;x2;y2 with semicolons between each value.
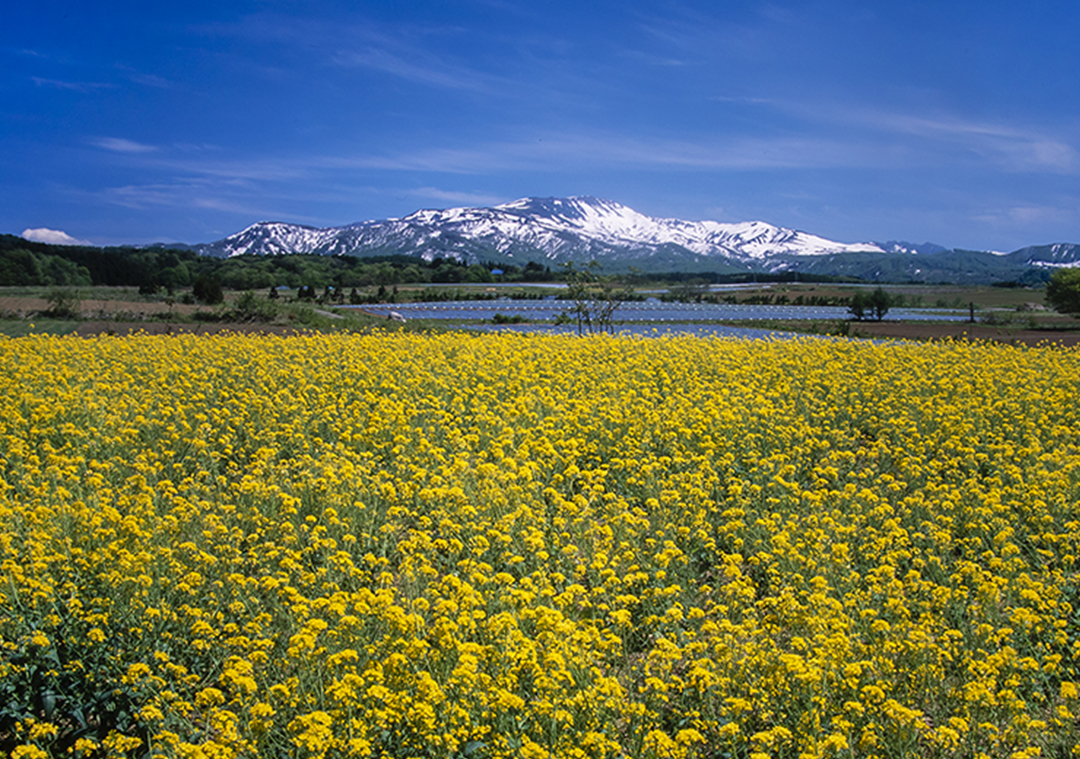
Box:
2;332;1079;758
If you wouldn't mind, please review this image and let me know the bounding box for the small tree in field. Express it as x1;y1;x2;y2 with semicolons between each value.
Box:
1045;267;1080;316
848;287;890;322
868;286;890;321
848;291;868;321
556;261;632;335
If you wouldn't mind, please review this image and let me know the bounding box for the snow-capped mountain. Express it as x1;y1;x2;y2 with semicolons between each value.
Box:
195;196;887;271
192;195;1080;279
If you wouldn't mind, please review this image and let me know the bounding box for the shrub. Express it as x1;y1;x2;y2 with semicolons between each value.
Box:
43;287;81;318
192;275;224;305
1045;267;1080;315
232;290;279;322
491;313;527;324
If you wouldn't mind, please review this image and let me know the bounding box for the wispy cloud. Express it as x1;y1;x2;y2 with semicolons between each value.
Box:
332;47;493;92
757;4;802;25
632;5;781;65
689;93;1080;175
83;140;316;184
617;49;687;67
974;201;1079;229
86;128;906;187
173;142;222;153
405;187;505;205
8;48;48;59
97;182;203;209
726;98;1080;174
710;95;779;105
845;109;1079;173
93;179;325;225
158;157;309;182
98;181;267;218
90;137;158;153
205;11;501;94
317;132;901;174
123;70;171;89
31;76;115;92
314;115;1077;179
21;227;93;245
615;5;1080;179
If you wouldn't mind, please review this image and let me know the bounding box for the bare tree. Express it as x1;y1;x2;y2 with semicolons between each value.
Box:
555;261;633;335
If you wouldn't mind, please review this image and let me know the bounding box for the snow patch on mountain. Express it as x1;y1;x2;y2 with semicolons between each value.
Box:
874;240;950;256
1009;242;1080;268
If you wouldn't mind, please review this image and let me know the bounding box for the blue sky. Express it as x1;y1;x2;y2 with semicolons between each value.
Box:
3;1;1078;251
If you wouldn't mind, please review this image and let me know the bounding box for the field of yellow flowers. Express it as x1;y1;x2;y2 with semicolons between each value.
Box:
1;332;1079;759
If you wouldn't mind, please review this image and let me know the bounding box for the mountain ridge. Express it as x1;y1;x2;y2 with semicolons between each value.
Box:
193;196;892;266
179;195;1080;281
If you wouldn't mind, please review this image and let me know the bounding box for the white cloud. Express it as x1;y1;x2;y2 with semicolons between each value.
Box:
21;228;93;246
90;137;158;153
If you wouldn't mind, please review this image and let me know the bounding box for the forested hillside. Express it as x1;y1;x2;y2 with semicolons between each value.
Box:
0;235;555;290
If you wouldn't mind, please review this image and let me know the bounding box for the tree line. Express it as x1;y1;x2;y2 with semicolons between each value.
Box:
0;235;557;291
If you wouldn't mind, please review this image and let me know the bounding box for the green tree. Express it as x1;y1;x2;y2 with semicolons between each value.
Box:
192;275;224;305
1045;267;1080;315
847;291;868;321
868;286;890;321
465;264;492;283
